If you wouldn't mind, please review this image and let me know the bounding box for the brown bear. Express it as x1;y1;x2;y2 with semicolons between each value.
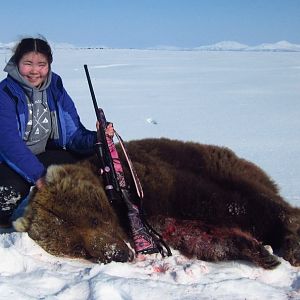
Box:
14;138;300;269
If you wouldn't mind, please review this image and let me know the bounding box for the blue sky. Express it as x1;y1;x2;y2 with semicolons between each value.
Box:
1;0;299;48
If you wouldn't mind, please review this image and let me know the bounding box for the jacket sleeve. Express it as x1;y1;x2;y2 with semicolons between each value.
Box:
55;76;97;155
0;89;46;184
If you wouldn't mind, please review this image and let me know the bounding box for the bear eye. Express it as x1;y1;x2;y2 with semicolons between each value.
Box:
73;244;84;253
91;218;99;227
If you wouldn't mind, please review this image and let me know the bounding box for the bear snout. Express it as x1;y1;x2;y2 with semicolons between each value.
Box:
108;247;134;263
79;228;133;264
87;242;134;264
101;241;134;263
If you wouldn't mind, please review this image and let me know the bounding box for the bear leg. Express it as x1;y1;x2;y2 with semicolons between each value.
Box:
154;217;280;269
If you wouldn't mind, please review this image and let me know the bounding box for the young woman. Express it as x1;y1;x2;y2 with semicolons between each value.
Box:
0;37;99;226
0;36;159;256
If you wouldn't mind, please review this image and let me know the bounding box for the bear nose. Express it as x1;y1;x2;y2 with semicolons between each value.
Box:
112;249;134;263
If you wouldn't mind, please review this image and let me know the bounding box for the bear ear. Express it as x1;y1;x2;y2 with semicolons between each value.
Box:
45;165;67;184
13;217;30;232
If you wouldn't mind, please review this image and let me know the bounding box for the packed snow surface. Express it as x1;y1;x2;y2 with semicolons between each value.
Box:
0;46;299;299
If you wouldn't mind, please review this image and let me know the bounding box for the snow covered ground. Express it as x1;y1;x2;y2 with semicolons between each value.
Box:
0;45;300;299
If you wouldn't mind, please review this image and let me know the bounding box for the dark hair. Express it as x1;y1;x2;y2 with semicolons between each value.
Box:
13;37;53;65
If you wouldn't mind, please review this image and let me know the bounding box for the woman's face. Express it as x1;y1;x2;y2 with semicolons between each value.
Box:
18;51;49;87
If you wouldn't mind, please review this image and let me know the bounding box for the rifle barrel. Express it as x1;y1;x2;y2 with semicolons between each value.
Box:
84;64;101;122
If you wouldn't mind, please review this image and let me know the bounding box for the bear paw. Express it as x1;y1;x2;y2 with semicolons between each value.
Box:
13;217;30;232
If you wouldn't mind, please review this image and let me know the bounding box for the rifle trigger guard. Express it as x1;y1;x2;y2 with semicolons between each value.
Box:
105;185;114;190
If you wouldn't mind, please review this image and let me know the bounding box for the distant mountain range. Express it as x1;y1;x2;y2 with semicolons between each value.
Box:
150;41;300;52
198;40;300;52
1;40;300;52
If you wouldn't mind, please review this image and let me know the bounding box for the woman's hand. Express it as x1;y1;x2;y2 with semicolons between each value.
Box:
96;121;114;137
105;123;114;138
36;177;46;190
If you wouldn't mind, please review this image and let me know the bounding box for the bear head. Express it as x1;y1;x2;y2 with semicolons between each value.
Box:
14;163;134;264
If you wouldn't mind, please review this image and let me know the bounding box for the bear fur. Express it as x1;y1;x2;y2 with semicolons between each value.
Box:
14;138;300;268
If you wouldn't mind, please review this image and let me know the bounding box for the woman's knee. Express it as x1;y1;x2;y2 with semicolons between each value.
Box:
0;164;31;219
0;185;22;217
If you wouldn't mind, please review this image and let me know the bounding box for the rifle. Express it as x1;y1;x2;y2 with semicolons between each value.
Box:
84;64;172;257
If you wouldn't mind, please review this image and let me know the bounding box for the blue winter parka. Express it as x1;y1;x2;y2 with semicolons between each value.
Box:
0;72;97;184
